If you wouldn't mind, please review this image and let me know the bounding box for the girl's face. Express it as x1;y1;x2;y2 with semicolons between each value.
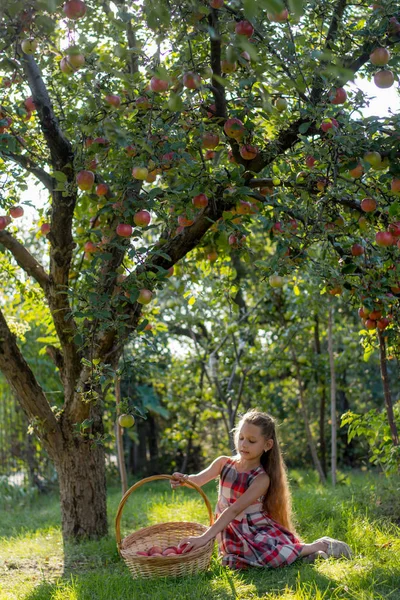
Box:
237;422;271;461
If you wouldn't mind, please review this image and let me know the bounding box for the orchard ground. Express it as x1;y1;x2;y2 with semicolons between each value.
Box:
0;470;399;600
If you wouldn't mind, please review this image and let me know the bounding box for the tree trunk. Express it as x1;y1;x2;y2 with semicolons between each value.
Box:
313;315;327;476
147;413;159;465
291;346;327;484
115;377;128;495
55;433;107;540
377;330;399;447
328;308;337;486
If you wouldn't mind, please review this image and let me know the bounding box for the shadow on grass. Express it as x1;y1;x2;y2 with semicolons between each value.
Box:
23;552;346;600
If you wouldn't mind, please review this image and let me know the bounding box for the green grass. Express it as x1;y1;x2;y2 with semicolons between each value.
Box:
1;471;399;599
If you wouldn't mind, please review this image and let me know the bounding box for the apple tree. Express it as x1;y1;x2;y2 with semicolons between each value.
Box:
0;0;400;541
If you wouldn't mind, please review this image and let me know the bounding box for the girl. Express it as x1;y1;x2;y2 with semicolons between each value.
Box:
171;410;351;569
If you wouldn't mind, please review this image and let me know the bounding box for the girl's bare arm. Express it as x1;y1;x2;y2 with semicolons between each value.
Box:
171;455;230;488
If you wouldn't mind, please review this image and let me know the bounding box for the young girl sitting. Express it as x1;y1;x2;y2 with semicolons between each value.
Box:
171;409;351;569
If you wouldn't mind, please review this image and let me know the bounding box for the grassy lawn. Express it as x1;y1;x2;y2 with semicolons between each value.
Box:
0;470;399;599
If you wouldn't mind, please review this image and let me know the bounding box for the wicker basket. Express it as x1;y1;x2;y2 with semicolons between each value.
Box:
115;474;215;578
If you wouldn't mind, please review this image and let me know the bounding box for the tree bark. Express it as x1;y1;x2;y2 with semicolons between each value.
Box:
291;346;326;484
328;308;337;486
313;315;327;476
55;432;107;540
377;331;399;447
115;377;128;495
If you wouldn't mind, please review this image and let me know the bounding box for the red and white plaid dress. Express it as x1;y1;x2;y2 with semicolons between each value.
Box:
216;457;304;570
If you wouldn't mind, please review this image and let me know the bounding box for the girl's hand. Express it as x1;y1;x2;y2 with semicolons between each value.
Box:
178;533;212;553
170;472;187;489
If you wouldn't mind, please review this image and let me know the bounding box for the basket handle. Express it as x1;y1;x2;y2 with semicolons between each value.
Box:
115;474;215;549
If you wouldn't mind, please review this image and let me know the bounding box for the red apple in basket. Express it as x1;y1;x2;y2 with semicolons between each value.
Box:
136;551;149;556
148;545;163;555
162;546;179;556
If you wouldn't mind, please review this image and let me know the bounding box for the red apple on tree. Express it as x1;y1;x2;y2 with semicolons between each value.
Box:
374;70;394;89
63;0;87;19
349;164;363;178
192;194;208;208
377;318;389;330
370;47;390;66
365;319;377;330
105;94;121;107
9;206;24;218
202;132;219;149
137;289;153;305
136;96;151;110
60;58;74;75
351;243;364;256
388;222;400;236
178;215;194;227
76;170;95;190
306;155;316;168
236;200;252;214
84;241;97;253
360;197;376;212
125;145;137;157
391;178;400;194
210;0;224;6
320;118;339;132
116;223;133;237
134;210;151;227
220;60;237;73
0;216;10;230
24;97;36;112
150;77;169;92
267;9;289;22
224;118;245;140
183;72;201;89
67;53;85;69
240;144;258;160
235;20;254;37
95;183;109;196
329;87;347;104
375;231;394;246
40;223;50;235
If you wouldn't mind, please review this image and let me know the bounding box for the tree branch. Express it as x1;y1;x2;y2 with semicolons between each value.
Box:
0;230;50;291
208;9;227;119
2;150;53;191
21;54;73;167
0;308;61;453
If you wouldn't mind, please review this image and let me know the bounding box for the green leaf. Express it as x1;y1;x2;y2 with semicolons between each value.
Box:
298;122;311;134
52;171;67;182
259;0;285;13
341;263;357;274
389;201;400;218
137;318;149;332
243;0;258;20
288;0;304;19
168;93;184;112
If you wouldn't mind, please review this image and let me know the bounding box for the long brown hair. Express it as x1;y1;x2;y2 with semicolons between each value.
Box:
233;409;297;535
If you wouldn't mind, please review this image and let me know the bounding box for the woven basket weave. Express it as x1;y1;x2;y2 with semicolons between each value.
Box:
115;474;215;578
